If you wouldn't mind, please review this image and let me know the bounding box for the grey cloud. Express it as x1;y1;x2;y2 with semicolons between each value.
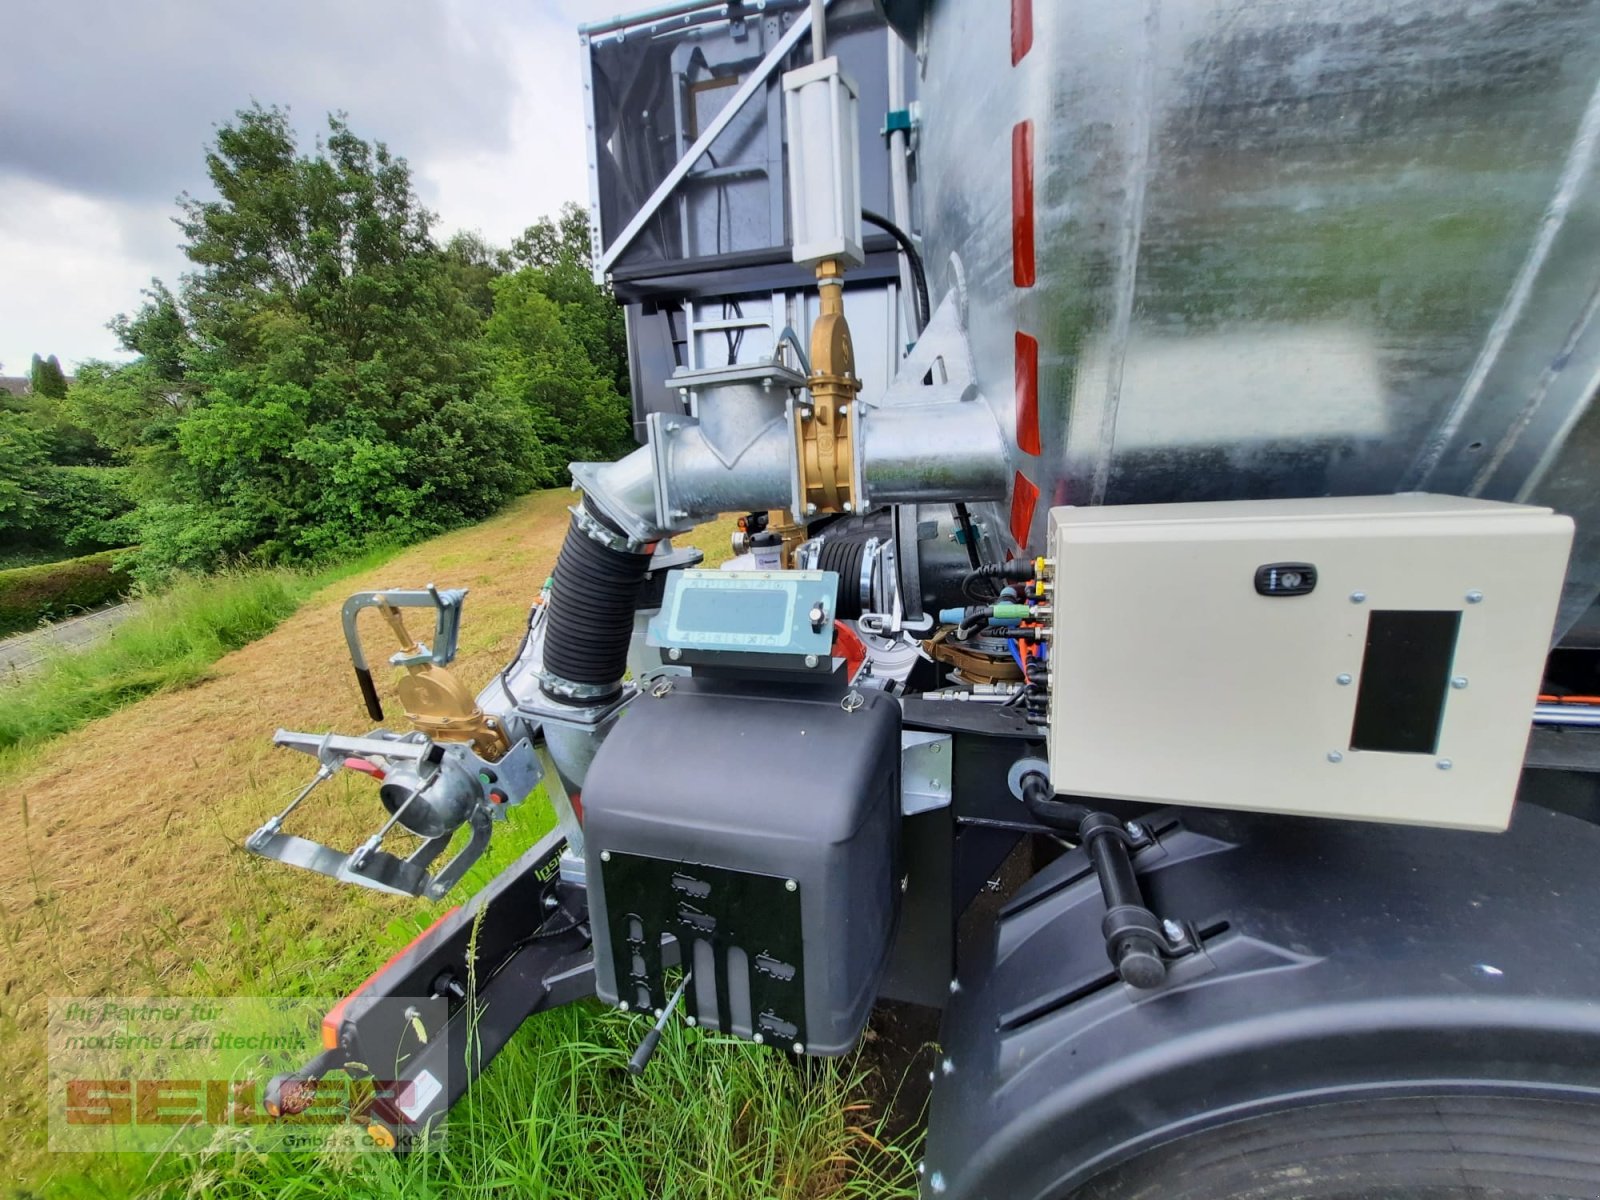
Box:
0;0;520;204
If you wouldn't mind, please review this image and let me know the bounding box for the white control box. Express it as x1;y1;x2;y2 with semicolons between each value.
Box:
1046;495;1573;831
783;58;864;268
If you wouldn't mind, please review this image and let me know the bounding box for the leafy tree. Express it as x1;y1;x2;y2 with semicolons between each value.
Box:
0;411;47;532
482;268;632;485
506;201;631;402
33;354;69;398
89;105;535;573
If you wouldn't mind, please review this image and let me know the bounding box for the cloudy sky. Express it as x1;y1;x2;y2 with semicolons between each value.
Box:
0;0;626;375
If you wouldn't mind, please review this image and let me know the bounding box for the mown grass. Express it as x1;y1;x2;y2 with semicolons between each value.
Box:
0;549;394;771
7;496;922;1199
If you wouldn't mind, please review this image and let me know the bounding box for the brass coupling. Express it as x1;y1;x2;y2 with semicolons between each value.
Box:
795;258;861;517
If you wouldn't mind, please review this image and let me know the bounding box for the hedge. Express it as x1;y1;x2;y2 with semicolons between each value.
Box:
0;549;135;637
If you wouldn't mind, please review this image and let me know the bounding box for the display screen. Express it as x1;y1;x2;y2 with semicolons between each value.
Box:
675;586;791;637
1349;609;1461;755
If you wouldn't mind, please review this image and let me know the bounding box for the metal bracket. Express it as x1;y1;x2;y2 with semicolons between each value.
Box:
902;730;953;815
247;730;541;899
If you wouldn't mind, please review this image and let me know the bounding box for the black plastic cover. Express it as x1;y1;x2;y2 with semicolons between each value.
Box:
925;803;1600;1199
583;676;901;1054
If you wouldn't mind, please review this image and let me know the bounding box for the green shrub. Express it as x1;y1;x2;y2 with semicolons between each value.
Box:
0;549;134;636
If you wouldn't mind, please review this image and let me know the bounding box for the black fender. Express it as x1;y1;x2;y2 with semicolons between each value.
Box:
924;802;1600;1199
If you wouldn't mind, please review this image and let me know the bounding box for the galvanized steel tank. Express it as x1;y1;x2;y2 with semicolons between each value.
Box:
901;0;1600;636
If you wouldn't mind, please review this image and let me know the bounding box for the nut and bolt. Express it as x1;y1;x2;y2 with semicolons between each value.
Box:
752;1033;765;1045
618;1001;630;1012
600;850;612;862
804;654;819;668
1163;918;1185;944
805;502;818;515
792;1041;805;1054
785;878;798;892
668;647;683;661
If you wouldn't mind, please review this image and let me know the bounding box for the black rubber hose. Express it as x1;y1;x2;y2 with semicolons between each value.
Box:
541;509;653;702
817;536;868;619
1019;772;1094;835
862;208;930;330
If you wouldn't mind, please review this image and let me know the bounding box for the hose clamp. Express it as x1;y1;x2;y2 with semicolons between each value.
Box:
537;669;623;704
570;503;649;554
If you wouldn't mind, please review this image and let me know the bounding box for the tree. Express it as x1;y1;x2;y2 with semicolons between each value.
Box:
482;268;632;486
506;201;631;401
92;105;534;573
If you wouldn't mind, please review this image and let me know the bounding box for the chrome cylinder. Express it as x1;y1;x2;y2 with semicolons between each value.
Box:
857;398;1009;506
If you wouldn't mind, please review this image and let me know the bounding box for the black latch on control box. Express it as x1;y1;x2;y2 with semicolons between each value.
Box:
1254;562;1317;596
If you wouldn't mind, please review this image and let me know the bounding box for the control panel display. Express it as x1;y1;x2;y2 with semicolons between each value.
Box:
651;570;839;656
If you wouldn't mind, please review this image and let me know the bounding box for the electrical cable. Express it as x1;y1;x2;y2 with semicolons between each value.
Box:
953;503;983;571
861;208;930;329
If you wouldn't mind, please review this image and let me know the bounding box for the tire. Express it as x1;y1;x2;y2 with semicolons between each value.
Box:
1071;1095;1600;1200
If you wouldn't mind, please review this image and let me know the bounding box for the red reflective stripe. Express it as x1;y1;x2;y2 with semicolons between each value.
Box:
1012;121;1035;288
1012;0;1033;65
321;906;460;1050
1015;331;1040;455
1009;472;1040;548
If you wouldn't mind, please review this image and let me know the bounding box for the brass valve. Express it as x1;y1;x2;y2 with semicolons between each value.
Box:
795;258;861;517
377;601;508;761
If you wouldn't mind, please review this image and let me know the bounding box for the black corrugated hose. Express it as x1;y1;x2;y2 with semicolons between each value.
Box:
541;508;654;702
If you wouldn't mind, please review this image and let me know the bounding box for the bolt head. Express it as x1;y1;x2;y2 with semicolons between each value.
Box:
668;647;682;661
685;1015;697;1027
948;978;961;995
1466;590;1484;604
752;1032;765;1044
785;878;798;892
792;1041;805;1054
805;502;818;516
1452;676;1469;689
1350;591;1367;604
940;1057;955;1076
1163;918;1184;943
838;405;848;416
804;653;819;668
1437;758;1453;770
600;850;612;862
930;1171;947;1194
618;1001;629;1012
1327;750;1344;763
1337;673;1353;686
544;895;559;910
842;501;854;513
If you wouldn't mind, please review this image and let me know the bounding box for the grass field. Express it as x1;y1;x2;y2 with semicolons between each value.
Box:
0;491;922;1199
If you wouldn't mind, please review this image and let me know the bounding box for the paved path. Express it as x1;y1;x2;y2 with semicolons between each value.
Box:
0;602;139;680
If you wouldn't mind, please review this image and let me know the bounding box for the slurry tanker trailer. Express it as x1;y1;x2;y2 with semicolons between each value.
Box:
250;1;1600;1194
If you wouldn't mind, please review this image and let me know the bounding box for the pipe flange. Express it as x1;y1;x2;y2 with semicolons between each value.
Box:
1008;756;1050;801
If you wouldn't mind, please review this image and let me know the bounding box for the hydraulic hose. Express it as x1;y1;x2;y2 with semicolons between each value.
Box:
541;509;653;703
